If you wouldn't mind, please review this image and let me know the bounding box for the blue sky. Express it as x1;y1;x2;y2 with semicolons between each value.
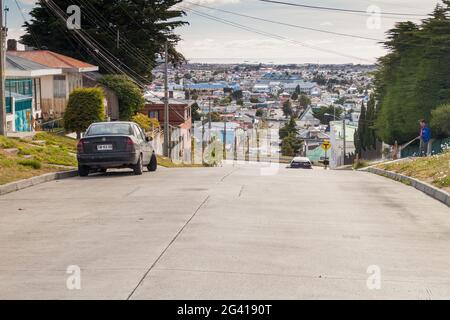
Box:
7;0;442;64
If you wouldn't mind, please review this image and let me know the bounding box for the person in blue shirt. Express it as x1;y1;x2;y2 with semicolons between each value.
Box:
417;119;431;157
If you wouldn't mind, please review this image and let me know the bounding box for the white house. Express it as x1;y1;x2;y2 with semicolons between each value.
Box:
5;53;61;132
8;49;98;120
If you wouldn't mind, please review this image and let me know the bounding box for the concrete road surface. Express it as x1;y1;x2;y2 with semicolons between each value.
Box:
0;163;449;299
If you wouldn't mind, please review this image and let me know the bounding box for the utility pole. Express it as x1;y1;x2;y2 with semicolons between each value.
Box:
208;97;212;130
202;116;205;164
0;0;7;136
223;115;227;160
163;42;169;157
342;118;346;166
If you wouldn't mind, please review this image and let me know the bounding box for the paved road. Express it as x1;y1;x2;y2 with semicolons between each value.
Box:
0;163;449;299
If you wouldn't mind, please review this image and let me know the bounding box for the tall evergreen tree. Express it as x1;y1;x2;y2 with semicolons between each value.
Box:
21;0;187;80
357;103;367;152
364;96;377;150
373;1;450;144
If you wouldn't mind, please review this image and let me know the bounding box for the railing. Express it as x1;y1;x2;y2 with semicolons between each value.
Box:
36;118;65;133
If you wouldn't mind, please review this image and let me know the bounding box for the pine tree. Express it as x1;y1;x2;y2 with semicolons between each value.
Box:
21;0;187;80
357;103;367;152
373;2;450;144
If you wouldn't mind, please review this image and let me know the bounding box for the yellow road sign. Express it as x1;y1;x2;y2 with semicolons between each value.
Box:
321;141;331;151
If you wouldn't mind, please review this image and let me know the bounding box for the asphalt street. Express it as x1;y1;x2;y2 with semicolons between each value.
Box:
0;163;449;299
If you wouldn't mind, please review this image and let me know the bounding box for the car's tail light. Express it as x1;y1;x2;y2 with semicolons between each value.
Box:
125;137;135;152
77;140;84;154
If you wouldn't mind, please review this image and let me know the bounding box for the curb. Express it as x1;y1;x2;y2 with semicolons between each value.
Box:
0;170;78;196
367;167;450;207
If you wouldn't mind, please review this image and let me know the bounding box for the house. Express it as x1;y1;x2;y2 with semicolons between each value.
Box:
297;106;321;128
328;120;358;168
82;72;120;121
257;72;301;84
8;46;98;120
5;53;61;132
283;81;318;95
143;97;193;162
252;84;270;94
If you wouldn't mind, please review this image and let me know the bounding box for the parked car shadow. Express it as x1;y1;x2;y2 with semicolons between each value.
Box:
78;169;144;179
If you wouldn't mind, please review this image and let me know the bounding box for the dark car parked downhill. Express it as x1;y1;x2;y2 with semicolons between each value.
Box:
77;122;157;176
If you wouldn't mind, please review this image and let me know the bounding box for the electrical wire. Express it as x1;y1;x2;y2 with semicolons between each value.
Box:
257;0;428;18
185;1;384;42
180;6;374;63
73;0;154;67
13;0;41;49
44;0;149;88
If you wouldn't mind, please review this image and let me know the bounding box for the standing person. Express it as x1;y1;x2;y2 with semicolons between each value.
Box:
418;119;431;157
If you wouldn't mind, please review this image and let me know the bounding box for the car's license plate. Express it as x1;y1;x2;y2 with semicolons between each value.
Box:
97;144;113;151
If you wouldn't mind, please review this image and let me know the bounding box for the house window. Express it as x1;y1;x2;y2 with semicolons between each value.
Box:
148;110;159;120
5;78;32;96
53;75;66;98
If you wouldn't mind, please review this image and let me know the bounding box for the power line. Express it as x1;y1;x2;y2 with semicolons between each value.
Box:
183;4;450;55
180;6;374;63
44;0;190;122
185;1;384;42
73;0;154;67
13;0;41;49
257;0;429;17
44;0;149;88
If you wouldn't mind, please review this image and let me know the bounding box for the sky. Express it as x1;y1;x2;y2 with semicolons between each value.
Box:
6;0;443;64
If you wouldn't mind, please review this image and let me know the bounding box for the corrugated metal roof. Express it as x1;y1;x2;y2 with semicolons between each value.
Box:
6;53;52;71
8;50;98;71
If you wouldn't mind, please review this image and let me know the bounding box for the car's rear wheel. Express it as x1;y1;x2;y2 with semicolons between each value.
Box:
147;154;157;172
78;165;90;177
133;155;144;175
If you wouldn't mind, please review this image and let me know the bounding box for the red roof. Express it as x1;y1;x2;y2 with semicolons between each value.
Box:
7;50;97;71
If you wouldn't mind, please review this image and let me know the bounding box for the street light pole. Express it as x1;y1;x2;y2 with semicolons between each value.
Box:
163;42;169;157
0;0;7;136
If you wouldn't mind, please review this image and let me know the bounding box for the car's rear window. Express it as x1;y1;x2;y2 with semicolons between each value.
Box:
86;123;133;136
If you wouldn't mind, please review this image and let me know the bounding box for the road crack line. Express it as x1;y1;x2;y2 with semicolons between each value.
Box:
219;167;239;183
126;195;210;300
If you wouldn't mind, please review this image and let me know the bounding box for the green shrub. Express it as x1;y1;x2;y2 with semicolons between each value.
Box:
18;159;42;170
131;113;160;132
431;104;450;137
98;75;144;120
63;88;105;138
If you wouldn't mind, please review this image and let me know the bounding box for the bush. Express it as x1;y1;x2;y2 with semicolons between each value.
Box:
98;75;144;120
131;113;160;132
18;159;42;170
64;88;105;138
431;104;450;137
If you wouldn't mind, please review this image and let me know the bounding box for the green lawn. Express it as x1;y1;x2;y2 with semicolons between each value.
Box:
0;133;77;185
157;155;205;168
377;150;450;192
0;132;207;185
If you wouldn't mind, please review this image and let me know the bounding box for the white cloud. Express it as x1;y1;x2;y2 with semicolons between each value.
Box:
19;0;37;5
181;0;241;8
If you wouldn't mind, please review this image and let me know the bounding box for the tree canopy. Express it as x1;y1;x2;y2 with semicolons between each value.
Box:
373;1;450;144
21;0;187;80
312;105;342;125
98;75;145;121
